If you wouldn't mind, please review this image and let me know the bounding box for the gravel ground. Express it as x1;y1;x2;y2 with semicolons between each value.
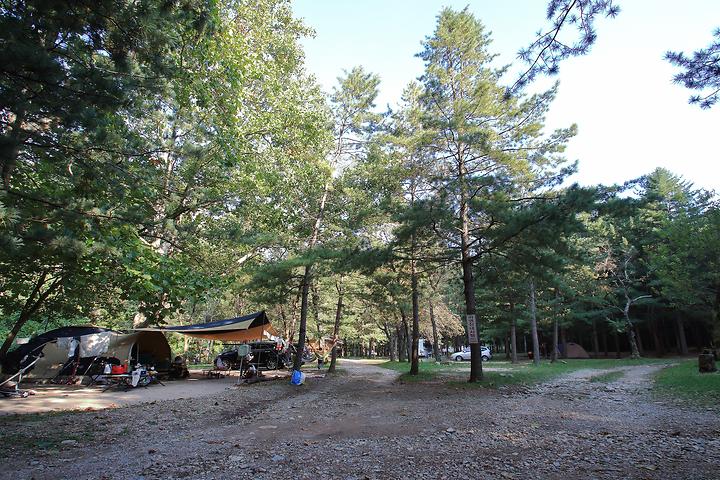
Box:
1;360;718;480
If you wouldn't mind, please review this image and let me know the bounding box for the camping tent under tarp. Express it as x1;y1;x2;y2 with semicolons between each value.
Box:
136;310;278;342
2;326;172;379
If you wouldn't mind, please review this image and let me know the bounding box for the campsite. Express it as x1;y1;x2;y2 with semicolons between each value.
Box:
2;0;720;479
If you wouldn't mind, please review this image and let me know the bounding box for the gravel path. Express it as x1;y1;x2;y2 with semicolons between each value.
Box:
1;360;718;480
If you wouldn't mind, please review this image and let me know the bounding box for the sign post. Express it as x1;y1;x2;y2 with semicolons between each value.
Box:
466;314;478;344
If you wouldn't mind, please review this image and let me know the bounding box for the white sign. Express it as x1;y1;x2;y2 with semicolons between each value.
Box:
466;314;478;344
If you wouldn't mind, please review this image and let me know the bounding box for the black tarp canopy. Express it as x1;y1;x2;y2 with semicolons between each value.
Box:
136;310;278;341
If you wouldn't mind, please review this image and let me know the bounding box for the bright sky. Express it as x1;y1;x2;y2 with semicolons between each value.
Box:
293;0;720;192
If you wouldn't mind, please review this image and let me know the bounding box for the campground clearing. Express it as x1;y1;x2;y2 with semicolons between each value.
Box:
0;359;718;480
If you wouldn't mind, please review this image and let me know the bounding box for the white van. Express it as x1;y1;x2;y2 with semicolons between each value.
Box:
418;338;434;358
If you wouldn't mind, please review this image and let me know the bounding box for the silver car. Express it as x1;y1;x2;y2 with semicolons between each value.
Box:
450;346;491;362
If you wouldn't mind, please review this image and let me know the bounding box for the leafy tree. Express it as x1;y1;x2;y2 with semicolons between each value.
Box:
0;0;330;359
285;66;380;372
0;0;218;358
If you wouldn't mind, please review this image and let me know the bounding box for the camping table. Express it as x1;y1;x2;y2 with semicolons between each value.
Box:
101;374;132;392
101;372;164;392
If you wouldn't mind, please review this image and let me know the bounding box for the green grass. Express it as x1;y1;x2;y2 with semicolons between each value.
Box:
654;359;720;404
0;428;94;456
380;360;469;373
381;360;470;383
380;358;669;388
588;370;625;383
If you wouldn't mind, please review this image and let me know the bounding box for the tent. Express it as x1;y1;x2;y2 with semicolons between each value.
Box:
561;342;590;359
2;326;172;379
137;310;278;342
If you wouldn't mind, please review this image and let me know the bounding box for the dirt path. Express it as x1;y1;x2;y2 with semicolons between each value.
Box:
0;371;250;416
1;361;718;480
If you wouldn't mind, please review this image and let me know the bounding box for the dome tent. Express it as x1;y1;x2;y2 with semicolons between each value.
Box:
561;342;590;359
2;326;172;381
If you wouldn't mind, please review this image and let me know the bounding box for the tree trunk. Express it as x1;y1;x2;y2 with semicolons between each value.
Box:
602;327;608;358
551;316;559;363
560;328;567;359
311;281;322;340
328;279;344;373
397;325;406;362
614;330;621;358
650;310;664;357
528;278;541;366
400;309;411;362
624;303;641;359
676;314;689;355
510;317;518;364
627;327;641;359
1;109;25;188
292;166;331;372
458;155;482;382
292;265;312;371
635;326;645;355
0;272;61;361
429;300;441;362
591;319;600;359
409;252;420;375
390;332;398;361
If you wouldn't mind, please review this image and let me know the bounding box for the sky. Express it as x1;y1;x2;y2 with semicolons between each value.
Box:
292;0;720;191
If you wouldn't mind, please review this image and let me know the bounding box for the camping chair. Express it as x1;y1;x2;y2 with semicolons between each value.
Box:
0;353;42;398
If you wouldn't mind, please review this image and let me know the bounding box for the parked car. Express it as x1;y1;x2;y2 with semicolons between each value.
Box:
450;346;491;362
215;341;288;371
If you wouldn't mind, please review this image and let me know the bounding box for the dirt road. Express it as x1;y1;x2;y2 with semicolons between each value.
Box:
1;360;718;479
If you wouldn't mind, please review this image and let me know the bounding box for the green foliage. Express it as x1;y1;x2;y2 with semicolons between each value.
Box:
0;0;331;355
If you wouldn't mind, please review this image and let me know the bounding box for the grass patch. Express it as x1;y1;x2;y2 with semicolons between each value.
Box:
381;358;669;388
380;360;469;374
589;370;625;383
398;371;437;382
381;361;467;383
655;359;720;405
0;430;93;456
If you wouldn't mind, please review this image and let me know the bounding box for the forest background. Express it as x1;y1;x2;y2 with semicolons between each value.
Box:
1;0;718;381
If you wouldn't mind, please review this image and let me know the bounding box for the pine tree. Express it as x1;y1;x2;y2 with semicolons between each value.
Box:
417;7;576;381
